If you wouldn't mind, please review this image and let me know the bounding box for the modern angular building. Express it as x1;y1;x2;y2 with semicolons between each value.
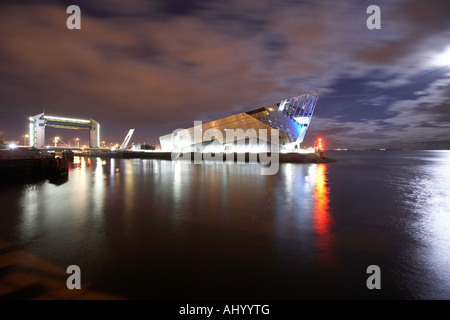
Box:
159;91;319;153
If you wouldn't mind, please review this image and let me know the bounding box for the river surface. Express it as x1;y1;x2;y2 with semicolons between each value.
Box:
1;150;450;299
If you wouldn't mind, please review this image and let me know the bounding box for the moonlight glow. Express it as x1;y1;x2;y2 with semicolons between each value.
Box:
435;47;450;67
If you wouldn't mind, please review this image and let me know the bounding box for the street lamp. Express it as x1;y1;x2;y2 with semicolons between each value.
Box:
75;138;79;147
23;134;29;146
54;136;59;147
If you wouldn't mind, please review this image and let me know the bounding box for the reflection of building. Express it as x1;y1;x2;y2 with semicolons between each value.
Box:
159;92;319;152
29;113;100;148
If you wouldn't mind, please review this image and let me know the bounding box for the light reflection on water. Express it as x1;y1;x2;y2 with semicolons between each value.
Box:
313;164;334;265
272;163;334;266
391;151;450;299
19;157;108;256
3;151;450;299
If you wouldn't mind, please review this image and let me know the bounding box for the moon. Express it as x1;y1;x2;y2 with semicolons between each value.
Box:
435;47;450;67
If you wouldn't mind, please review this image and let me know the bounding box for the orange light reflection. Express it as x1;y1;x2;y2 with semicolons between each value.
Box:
313;164;334;265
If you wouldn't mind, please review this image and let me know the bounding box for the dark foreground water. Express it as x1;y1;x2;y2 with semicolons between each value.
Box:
1;150;449;299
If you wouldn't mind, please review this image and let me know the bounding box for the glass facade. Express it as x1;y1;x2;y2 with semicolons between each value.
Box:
160;91;319;152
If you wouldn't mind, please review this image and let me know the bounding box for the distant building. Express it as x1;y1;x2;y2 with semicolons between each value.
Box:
159;92;319;152
29;113;100;148
131;144;155;151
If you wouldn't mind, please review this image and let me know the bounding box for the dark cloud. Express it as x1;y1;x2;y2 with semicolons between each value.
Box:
400;0;450;31
417;121;447;128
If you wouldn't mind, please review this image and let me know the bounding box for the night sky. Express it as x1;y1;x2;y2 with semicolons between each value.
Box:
1;0;450;149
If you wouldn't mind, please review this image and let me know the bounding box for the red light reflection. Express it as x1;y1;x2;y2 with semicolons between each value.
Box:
313;164;334;265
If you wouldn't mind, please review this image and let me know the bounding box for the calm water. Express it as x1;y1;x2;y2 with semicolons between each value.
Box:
1;150;450;299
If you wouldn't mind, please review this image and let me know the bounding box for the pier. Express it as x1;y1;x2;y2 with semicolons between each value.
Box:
0;148;69;183
76;149;334;163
